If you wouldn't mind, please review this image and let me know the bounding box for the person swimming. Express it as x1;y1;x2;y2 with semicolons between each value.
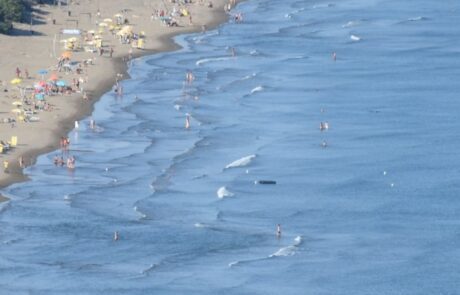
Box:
276;224;282;237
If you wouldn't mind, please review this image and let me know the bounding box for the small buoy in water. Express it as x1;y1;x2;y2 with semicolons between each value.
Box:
105;167;109;172
255;180;277;185
390;183;394;187
383;171;387;176
246;169;249;174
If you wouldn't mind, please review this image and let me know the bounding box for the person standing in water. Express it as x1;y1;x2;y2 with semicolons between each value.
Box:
113;231;119;241
185;114;191;129
276;224;282;237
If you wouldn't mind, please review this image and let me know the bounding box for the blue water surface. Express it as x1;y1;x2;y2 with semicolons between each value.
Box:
1;0;460;294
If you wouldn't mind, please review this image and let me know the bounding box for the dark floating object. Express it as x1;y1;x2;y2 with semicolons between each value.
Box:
255;180;277;185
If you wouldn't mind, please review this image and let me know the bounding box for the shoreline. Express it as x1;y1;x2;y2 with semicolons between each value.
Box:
0;0;241;198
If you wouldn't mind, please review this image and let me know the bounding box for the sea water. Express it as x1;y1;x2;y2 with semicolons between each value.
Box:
1;0;460;293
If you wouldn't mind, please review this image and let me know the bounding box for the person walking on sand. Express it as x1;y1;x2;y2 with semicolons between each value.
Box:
3;160;9;173
15;67;21;78
110;47;114;58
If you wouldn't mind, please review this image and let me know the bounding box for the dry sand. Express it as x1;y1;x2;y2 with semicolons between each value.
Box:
0;0;240;200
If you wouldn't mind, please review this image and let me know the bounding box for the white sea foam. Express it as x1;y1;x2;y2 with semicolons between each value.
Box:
217;186;234;199
225;154;256;169
342;20;361;28
133;206;147;219
250;86;264;94
408;16;426;21
229;236;303;267
196;57;232;66
194;222;208;228
350;34;361;41
269;236;303;257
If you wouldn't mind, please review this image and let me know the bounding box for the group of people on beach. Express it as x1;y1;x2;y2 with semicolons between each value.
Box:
53;136;76;169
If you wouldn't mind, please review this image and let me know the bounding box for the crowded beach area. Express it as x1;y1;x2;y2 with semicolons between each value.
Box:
0;0;238;195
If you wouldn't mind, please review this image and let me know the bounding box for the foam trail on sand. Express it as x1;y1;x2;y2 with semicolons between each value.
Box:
225;155;256;169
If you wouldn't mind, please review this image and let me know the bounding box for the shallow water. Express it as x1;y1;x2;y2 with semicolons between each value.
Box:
2;0;460;293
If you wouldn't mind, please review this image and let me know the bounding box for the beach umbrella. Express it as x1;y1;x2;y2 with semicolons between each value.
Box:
61;51;72;59
35;93;45;100
49;73;58;81
10;78;22;85
104;18;113;22
114;13;123;17
99;22;108;27
88;30;95;34
12;101;22;106
37;69;48;80
11;108;22;114
56;80;67;87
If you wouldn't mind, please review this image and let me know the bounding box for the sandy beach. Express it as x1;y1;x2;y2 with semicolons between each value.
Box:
0;0;238;197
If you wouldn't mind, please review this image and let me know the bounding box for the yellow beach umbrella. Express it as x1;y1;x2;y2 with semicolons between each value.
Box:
99;22;108;27
88;30;95;34
12;101;22;106
11;108;22;114
114;13;123;18
11;78;22;85
104;18;113;22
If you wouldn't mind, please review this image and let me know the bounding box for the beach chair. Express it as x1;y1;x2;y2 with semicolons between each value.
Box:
9;136;17;147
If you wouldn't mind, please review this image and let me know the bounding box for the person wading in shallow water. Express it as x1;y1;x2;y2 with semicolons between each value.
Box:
276;224;282;238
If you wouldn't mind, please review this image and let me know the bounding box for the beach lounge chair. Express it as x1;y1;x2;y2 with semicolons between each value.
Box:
8;136;17;147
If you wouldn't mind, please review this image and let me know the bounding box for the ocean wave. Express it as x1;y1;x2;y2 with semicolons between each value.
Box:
350;34;361;41
407;16;428;22
342;20;362;28
217;186;234;199
250;86;264;94
269;236;303;257
225;154;256;169
133;206;148;219
140;263;158;275
229;236;303;267
196;56;233;66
